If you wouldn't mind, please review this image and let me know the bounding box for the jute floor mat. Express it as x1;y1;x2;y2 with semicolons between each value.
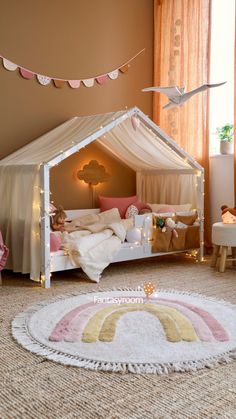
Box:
1;255;236;418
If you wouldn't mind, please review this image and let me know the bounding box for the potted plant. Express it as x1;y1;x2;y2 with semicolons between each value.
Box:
216;123;234;155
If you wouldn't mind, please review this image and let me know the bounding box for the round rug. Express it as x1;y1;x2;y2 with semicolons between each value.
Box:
12;289;236;374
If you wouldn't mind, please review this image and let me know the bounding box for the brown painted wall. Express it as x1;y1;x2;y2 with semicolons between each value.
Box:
50;142;137;209
0;0;153;209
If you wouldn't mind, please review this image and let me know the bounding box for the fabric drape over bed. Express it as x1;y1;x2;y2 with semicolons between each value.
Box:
136;172;197;207
0;165;40;279
0;107;203;282
98;120;190;171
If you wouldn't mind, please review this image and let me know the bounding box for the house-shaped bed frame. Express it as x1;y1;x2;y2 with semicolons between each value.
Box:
0;107;204;288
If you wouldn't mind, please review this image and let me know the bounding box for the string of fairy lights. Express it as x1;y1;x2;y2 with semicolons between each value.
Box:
34;108;205;286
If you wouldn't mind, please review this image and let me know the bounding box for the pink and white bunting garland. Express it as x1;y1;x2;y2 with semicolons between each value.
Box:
0;49;145;89
37;74;51;86
3;58;18;71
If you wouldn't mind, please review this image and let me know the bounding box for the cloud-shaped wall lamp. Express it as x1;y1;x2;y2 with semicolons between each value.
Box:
77;160;110;186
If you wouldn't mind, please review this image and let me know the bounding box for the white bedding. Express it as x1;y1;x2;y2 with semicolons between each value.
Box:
60;221;127;282
52;207;200;282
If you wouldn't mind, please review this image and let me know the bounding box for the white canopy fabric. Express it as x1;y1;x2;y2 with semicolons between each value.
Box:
136;172;197;206
97;118;191;171
0;107;203;282
0;165;41;279
0;111;129;165
0;109;193;170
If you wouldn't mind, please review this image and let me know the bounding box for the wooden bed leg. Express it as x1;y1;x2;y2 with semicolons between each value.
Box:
211;245;220;267
219;246;227;272
232;247;236;267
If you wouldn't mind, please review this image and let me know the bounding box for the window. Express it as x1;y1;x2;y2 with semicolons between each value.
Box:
209;0;235;155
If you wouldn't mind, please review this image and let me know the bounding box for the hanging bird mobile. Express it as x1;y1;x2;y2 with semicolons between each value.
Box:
142;82;226;110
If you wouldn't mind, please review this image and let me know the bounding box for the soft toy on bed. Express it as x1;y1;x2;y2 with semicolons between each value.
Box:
221;205;236;224
51;205;67;231
163;217;178;238
156;216;178;238
155;216;166;230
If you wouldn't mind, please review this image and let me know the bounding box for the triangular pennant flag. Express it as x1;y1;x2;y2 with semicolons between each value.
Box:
53;79;66;88
68;80;81;88
82;78;95;87
96;74;108;85
119;64;129;73
108;69;119;80
37;74;51;86
3;58;18;71
20;68;34;79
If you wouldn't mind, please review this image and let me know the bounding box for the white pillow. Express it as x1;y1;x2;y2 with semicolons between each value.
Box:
69;208;121;227
70;213;99;227
148;203;192;212
98;208;121;224
152;212;175;218
176;210;197;216
153;210;197;218
121;218;134;231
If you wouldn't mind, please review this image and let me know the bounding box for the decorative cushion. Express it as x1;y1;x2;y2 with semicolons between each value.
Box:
172;204;192;212
125;204;139;219
148;203;192;212
99;195;137;218
126;227;142;243
50;232;62;252
154;205;176;214
98;208;121;224
70;208;121;228
70;213;99;227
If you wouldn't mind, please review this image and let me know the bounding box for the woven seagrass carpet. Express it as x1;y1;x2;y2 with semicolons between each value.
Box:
12;288;236;374
1;255;236;418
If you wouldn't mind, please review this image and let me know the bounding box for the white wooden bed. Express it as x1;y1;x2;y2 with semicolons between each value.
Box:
50;208;201;274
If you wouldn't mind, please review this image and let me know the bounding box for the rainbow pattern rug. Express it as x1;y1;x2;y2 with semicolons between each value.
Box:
12;289;236;374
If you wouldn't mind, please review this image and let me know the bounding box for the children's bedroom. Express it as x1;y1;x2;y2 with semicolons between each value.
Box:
0;0;236;418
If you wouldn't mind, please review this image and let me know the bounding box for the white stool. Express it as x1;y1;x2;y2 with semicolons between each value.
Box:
211;222;236;272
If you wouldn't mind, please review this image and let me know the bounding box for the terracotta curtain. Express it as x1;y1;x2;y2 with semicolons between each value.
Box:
153;0;211;247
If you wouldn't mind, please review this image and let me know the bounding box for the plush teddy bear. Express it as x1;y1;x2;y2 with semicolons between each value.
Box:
221;205;236;224
163;217;178;238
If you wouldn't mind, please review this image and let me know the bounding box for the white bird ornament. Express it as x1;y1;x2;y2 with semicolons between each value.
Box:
142;82;226;110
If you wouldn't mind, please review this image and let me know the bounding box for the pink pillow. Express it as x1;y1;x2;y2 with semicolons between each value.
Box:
155;205;175;214
99;195;137;218
50;233;62;252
